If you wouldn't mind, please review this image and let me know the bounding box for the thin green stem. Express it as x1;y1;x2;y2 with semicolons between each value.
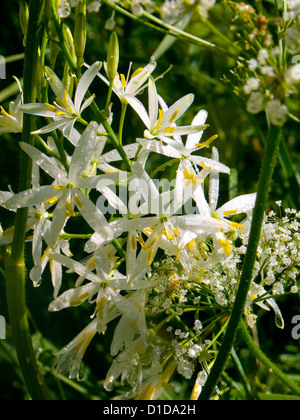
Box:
200;125;282;400
5;0;50;401
240;320;300;396
103;0;242;60
118;102;128;146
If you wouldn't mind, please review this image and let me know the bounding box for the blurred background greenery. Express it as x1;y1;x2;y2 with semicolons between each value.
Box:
0;0;299;400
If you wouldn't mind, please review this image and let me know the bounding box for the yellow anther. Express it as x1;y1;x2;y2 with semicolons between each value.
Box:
0;106;12;119
96;296;107;320
169;109;179;123
55;111;68;116
44;103;57;112
147;236;159;249
131;67;143;79
53;184;64;190
56;97;68;109
218;238;232;255
223;209;238;216
74;195;84;209
195;134;219;149
70;292;90;306
120;73;127;88
44;196;58;205
130;234;137;251
63;90;68;104
147;248;154;265
200;161;206;169
231;221;245;230
162;127;175;134
158;109;164;125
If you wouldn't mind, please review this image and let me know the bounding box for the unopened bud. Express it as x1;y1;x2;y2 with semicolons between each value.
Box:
74;2;86;67
19;1;29;47
107;32;119;82
63;24;76;62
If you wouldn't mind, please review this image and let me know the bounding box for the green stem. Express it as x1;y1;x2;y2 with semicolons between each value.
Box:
5;0;50;400
118;102;127;146
103;0;242;60
200;125;282;400
240;320;300;396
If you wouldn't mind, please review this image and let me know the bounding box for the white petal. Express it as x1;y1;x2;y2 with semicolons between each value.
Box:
148;77;158;128
4;186;57;210
125;94;151;130
50;253;99;283
126;61;156;96
18;103;57;117
45;67;73;105
75;61;102;111
186;110;208;151
20;142;67;181
209;146;220;212
162;94;194;126
217;193;257;216
69;121;98;183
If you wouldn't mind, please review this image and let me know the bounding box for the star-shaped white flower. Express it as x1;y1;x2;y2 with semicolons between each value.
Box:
5;121;117;245
19;62;102;144
98;61;157;104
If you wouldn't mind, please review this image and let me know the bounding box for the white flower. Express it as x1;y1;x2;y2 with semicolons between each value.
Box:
4;122;115;245
126;77;208;153
0;93;23;134
244;78;261;95
19;62;102;144
53;318;98;380
266;100;289;126
247;91;264;114
99;61;156;104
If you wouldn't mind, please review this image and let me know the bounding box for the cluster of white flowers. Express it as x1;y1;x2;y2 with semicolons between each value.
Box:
58;0;101;18
1;25;299;398
229;2;300;126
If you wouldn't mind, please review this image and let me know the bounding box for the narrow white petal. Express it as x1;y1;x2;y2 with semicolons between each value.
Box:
217;193;257;216
186;109;208;151
18;103;57;117
69;121;98;183
163;94;194;126
45;67;73;105
148;77;158;128
4;186;57;210
20;142;67;181
75;61;102;111
125;94;151;130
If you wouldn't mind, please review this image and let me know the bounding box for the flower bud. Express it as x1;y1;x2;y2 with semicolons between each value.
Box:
19;0;29;47
63;24;76;63
74;2;86;67
107;31;119;82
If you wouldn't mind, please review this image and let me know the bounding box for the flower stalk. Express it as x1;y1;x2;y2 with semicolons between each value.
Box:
5;0;50;400
200;125;282;400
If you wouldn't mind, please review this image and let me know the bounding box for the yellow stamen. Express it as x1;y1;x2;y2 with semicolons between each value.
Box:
44;103;57;112
231;221;245;230
162;127;175;134
200;161;206;169
195;134;219;149
147;248;154;265
55;98;68;109
74;195;84;209
63;90;68;104
218;238;232;255
223;209;238;216
96;297;107;320
44;196;58;205
70;292;90;306
131;234;137;251
120;73;127;88
0;106;12;119
169;109;179;123
53;184;64;190
146;236;159;249
158;109;164;125
164;229;174;241
131;67;143;79
55;111;68;116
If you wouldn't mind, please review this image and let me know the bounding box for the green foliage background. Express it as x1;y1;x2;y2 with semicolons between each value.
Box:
0;0;299;400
